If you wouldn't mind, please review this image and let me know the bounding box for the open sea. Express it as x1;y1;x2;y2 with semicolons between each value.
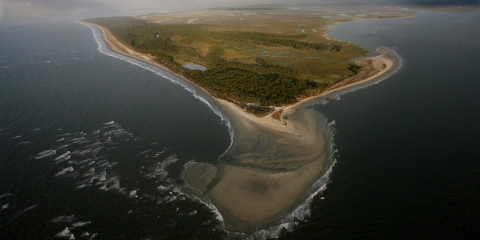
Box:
1;10;479;239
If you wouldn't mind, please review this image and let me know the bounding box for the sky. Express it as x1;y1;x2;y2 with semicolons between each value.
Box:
1;0;479;22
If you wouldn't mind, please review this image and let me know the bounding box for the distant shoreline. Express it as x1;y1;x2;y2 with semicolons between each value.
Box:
81;20;400;231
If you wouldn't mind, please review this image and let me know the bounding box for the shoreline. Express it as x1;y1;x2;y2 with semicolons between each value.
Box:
82;20;400;231
286;48;400;112
83;21;398;124
85;22;180;75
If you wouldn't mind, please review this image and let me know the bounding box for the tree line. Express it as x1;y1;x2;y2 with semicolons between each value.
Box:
85;17;355;113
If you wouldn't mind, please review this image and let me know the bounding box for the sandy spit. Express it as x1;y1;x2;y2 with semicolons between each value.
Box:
82;21;399;232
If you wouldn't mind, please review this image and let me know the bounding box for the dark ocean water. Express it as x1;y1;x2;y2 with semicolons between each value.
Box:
0;20;231;239
282;11;480;239
0;10;479;239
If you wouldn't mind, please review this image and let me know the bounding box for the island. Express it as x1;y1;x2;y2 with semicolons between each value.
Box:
83;5;405;232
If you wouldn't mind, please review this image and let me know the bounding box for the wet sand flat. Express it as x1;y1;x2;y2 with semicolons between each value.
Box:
84;21;400;231
209;100;326;226
184;50;399;230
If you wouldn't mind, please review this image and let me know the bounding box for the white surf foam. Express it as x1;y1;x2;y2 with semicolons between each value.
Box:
54;151;71;161
241;116;338;239
70;137;85;144
0;192;11;199
236;50;403;240
16;141;31;146
71;221;91;228
52;215;75;223
144;154;179;180
1;203;9;211
99;176;125;194
157;185;169;192
35;150;56;159
9;204;37;222
81;24;352;236
55;166;74;177
54;227;72;238
129;190;138;198
78;149;91;156
137;149;152;156
0;193;12;199
80;21;236;156
56;144;69;150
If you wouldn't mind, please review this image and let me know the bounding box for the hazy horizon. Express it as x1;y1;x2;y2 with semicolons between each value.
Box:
1;0;480;238
1;0;479;22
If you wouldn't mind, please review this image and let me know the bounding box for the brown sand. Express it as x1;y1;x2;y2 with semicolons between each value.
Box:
86;22;175;74
189;100;328;231
83;21;399;231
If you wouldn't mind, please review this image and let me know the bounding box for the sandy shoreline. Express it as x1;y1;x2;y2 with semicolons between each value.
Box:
83;21;399;231
85;21;397;126
286;49;399;112
86;22;177;74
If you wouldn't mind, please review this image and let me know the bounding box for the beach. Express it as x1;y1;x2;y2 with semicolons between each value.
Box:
84;21;399;231
185;100;328;231
2;9;479;239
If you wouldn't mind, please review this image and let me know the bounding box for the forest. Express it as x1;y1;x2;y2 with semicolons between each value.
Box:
86;17;360;115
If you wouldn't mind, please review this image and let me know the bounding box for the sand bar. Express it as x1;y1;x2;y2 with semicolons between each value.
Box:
82;21;399;232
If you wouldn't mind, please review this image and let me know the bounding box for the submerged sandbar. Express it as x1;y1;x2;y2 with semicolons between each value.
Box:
185;99;328;230
183;49;399;231
82;6;401;232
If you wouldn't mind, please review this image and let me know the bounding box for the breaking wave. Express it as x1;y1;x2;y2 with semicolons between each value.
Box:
9;204;37;222
35;149;56;159
78;24;236;227
78;21;357;239
79;21;235;156
240;48;403;238
51;215;95;239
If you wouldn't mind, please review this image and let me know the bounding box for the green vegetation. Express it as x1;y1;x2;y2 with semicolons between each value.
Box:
86;17;365;115
348;63;362;74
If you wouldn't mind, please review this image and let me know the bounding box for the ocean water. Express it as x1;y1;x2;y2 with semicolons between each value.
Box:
0;10;479;239
282;11;480;239
0;20;231;239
